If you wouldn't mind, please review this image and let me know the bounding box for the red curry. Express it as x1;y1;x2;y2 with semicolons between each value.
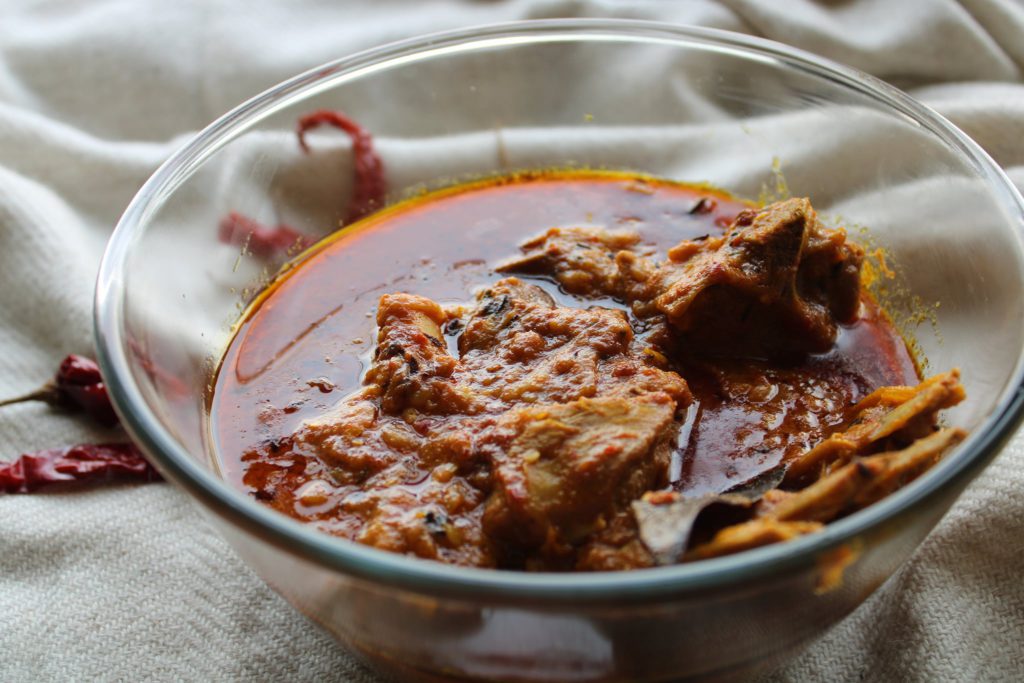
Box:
210;170;964;571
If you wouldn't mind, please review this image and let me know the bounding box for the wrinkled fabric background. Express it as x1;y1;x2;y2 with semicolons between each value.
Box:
1;1;1023;681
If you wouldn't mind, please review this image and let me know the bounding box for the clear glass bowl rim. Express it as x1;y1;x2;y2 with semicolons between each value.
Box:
95;18;1024;603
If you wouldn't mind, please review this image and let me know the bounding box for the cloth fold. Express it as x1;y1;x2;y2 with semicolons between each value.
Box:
1;1;1023;681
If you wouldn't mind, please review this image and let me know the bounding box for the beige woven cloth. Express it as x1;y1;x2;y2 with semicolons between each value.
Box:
1;1;1023;680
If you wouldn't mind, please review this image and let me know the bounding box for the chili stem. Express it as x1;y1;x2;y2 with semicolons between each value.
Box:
0;382;59;408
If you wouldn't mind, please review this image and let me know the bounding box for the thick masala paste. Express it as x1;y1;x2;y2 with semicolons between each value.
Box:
210;170;964;571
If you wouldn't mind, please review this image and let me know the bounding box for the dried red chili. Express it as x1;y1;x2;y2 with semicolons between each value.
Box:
296;109;386;223
0;354;118;427
218;212;313;259
0;443;160;494
217;110;385;258
0;356;164;493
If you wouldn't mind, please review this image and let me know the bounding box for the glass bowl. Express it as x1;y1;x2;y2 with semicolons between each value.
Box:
95;19;1024;682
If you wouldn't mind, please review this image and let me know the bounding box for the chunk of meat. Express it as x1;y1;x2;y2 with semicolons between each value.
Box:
499;198;864;356
243;413;499;567
481;393;678;560
295;391;393;483
344;476;497;567
496;226;641;296
655;198;864;354
363;293;472;415
459;278;691;406
784;370;965;486
496;224;659;306
575;510;656;571
457;277;557;354
798;217;864;326
254;279;692;569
